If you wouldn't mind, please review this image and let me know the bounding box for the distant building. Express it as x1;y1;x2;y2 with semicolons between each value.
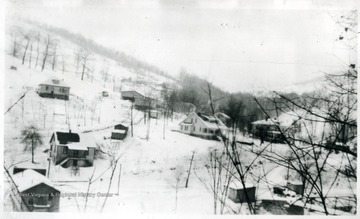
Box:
111;123;129;140
178;112;229;140
102;91;109;97
251;118;286;143
121;90;144;102
286;181;304;196
121;90;159;110
37;78;70;100
150;110;161;119
228;181;256;203
49;131;96;168
11;170;60;212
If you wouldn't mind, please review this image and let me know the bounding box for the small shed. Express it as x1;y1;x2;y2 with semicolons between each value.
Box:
273;186;285;195
228;181;256;203
150;110;161;119
111;130;127;140
11;170;60;212
286;181;304;195
102;91;109;97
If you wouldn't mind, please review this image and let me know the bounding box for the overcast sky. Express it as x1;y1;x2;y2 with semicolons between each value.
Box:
6;0;357;92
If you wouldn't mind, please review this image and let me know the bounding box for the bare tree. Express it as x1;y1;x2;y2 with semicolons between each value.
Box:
34;32;41;68
51;41;58;71
41;34;52;71
21;33;31;65
77;48;93;81
10;26;21;57
201;82;274;214
21;125;43;164
194;148;234;214
253;63;357;215
173;165;185;213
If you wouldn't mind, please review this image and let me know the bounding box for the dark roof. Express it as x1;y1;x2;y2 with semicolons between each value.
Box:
121;90;144;99
114;124;129;130
56;132;80;144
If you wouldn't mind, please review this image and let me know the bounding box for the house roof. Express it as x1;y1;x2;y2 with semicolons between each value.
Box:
214;112;230;120
67;143;89;151
12;169;59;193
229;181;255;190
112;130;126;134
252;119;280;126
121;90;145;99
77;133;97;148
14;162;46;170
115;123;129;129
179;112;229;130
54;131;80;144
39;77;69;88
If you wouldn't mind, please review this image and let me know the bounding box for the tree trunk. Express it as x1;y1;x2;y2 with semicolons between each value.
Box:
31;137;34;163
131;102;134;137
185;151;195;188
28;43;32;68
81;63;86;80
22;39;30;65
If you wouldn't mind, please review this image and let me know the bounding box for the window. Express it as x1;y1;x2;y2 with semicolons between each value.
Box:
181;125;183;130
59;87;65;93
190;118;193;123
193;126;195;131
45;86;49;91
73;150;79;157
210;130;214;134
185;126;188;131
63;147;68;154
199;127;202;132
203;128;207;133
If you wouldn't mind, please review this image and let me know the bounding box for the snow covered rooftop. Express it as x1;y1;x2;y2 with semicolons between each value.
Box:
112;130;126;134
14;162;47;170
252;119;279;126
78;133;97;148
229;181;255;190
67;143;89;151
39;77;69;88
12;169;59;193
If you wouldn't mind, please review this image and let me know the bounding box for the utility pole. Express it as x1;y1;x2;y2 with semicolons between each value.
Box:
117;164;122;195
185;151;195;188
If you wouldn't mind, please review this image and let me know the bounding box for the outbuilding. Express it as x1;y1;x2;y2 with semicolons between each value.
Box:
111;129;127;140
11;169;60;212
228;181;256;203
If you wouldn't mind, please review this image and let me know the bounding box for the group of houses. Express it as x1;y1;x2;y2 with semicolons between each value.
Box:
250;109;356;151
9;121;132;213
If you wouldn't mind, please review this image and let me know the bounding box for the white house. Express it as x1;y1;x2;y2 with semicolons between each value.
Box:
178;112;229;140
37;77;70;100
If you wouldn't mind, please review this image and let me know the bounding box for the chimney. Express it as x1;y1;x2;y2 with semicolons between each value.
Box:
69;129;72;133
